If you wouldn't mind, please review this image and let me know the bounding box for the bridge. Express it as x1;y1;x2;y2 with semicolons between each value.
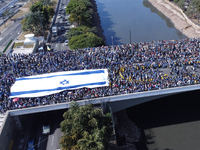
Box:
6;84;200;116
0;84;200;150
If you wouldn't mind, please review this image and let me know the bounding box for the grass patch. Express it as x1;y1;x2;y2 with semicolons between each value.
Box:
13;42;24;48
13;42;34;48
24;44;34;48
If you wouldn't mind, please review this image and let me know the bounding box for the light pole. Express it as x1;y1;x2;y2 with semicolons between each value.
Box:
111;36;114;50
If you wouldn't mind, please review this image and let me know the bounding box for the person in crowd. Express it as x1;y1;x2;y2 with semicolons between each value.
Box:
0;38;200;111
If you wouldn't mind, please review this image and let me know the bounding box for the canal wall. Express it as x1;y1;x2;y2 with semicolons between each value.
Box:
148;0;200;38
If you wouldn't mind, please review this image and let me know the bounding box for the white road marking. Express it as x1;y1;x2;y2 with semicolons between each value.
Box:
51;135;54;146
10;32;12;35
3;37;13;46
38;137;41;148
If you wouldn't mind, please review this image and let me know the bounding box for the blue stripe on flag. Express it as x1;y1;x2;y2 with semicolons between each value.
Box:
10;81;107;97
16;70;105;81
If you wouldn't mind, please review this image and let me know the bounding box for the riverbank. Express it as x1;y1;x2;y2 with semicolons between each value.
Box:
148;0;200;38
91;0;107;45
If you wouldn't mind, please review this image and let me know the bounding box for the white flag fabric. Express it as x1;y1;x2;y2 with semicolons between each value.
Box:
10;69;109;98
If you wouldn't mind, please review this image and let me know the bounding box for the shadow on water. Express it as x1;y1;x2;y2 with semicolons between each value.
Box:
143;0;186;39
126;89;200;150
95;1;122;46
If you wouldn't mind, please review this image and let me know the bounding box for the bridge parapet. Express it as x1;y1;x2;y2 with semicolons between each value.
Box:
7;84;200;116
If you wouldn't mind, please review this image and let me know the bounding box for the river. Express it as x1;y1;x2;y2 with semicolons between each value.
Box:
126;90;200;150
96;0;187;46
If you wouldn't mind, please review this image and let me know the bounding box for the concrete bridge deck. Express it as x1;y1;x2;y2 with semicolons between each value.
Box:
7;83;200;116
0;84;200;150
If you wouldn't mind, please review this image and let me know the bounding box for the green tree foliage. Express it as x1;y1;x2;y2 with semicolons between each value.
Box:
66;0;93;26
177;0;185;10
67;28;83;40
21;2;55;35
69;32;104;49
186;0;200;18
30;3;50;23
60;102;112;150
67;26;98;40
47;6;55;18
65;0;104;49
21;12;47;35
174;0;180;3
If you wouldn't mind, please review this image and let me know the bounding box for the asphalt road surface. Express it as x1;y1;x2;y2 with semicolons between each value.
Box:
14;109;66;150
0;19;22;51
50;0;70;51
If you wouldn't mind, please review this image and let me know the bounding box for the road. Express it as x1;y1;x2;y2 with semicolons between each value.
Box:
0;19;22;51
50;0;71;51
13;109;66;150
0;0;70;52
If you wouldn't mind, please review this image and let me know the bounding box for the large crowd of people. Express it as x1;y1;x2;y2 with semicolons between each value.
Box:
1;38;200;112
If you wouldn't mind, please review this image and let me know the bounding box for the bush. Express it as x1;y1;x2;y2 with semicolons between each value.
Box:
69;32;104;49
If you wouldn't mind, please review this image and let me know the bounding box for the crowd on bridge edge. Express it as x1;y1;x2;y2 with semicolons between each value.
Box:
1;38;200;112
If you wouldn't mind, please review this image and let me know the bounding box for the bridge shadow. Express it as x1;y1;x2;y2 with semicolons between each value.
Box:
126;89;200;150
95;1;122;46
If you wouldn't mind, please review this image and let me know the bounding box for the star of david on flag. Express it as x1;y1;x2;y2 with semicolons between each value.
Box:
60;79;69;85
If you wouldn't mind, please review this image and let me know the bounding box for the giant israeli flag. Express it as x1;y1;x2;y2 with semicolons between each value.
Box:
10;69;109;98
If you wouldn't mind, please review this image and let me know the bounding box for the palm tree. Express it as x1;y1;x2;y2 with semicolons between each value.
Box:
60;102;112;150
77;131;105;150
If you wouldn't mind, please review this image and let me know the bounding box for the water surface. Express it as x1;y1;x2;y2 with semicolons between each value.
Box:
96;0;186;45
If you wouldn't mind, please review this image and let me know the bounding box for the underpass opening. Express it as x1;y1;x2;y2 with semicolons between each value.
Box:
12;109;67;150
126;89;200;150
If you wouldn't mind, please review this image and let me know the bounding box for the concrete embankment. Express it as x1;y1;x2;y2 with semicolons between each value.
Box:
148;0;200;38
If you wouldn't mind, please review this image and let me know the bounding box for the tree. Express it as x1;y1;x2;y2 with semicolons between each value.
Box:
177;0;185;10
67;26;97;40
186;0;200;19
69;3;88;26
69;32;104;49
77;131;105;150
66;0;93;26
30;2;44;12
47;6;55;18
60;102;112;150
31;3;50;23
22;2;55;35
21;11;47;35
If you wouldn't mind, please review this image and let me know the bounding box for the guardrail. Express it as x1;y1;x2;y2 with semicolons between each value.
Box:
3;39;12;53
